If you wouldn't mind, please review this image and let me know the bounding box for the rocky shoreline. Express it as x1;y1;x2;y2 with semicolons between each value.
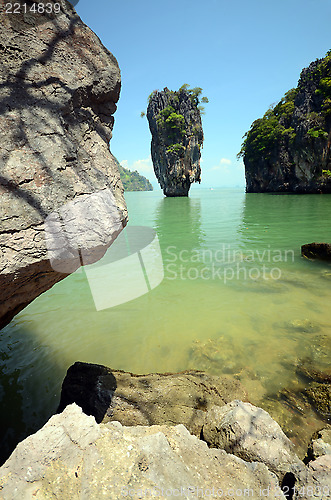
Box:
0;362;330;499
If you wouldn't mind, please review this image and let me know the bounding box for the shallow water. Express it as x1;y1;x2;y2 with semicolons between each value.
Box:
1;188;331;460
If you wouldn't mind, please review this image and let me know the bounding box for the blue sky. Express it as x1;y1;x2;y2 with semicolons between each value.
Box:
75;0;331;188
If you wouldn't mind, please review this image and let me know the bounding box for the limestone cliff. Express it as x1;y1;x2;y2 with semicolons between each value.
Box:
147;86;204;196
240;51;331;193
0;1;127;329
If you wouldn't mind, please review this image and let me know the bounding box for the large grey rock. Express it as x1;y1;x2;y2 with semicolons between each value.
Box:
202;401;304;480
293;455;331;500
0;403;286;499
57;361;247;436
307;426;331;460
0;1;127;330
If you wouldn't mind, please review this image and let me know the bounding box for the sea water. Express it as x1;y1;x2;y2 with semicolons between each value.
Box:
1;188;330;461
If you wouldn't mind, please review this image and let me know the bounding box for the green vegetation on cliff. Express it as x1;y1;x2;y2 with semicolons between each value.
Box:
118;164;153;191
145;85;208;158
239;50;331;193
238;50;331;164
237;89;297;162
146;86;205;196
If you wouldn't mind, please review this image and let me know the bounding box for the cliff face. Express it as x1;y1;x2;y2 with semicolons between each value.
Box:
241;51;331;193
0;3;127;330
147;87;203;196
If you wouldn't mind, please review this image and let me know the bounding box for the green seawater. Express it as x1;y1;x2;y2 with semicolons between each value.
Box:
1;188;331;460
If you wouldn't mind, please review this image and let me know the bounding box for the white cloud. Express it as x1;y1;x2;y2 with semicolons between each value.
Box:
120;157;154;175
209;158;232;171
120;160;129;169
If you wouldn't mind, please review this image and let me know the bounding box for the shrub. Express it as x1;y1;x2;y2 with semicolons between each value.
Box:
307;128;328;139
166;143;185;154
322;169;331;178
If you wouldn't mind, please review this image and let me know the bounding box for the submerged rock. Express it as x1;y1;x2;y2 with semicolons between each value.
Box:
189;337;244;375
303;383;331;420
278;388;311;416
0;4;127;330
57;361;247;437
283;319;321;333
296;362;331;384
240;51;331;193
301;242;331;261
0;403;286;499
147;86;204;196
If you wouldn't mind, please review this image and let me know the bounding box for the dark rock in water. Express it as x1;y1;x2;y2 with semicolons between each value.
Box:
0;5;127;330
57;362;117;424
240;51;331;193
301;243;331;261
58;361;247;437
303;383;331;420
147;87;203;196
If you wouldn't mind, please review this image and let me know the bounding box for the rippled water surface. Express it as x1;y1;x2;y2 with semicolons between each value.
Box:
1;188;331;460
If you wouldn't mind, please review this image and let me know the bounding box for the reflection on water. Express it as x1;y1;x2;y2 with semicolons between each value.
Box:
155;196;203;246
0;189;330;461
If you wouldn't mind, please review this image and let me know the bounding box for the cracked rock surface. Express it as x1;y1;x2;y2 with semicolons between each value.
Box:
0;403;286;499
0;1;127;329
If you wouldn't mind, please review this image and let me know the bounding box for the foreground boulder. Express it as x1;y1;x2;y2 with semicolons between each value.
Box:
0;403;286;499
307;425;331;460
202;401;304;481
57;361;247;436
240;51;331;193
0;2;127;330
294;455;331;500
301;243;331;261
147;86;204;196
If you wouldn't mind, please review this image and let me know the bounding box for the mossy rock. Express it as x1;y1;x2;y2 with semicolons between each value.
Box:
303;383;331;419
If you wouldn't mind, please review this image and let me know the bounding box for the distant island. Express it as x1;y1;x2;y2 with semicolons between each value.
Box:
239;50;331;193
117;162;153;191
